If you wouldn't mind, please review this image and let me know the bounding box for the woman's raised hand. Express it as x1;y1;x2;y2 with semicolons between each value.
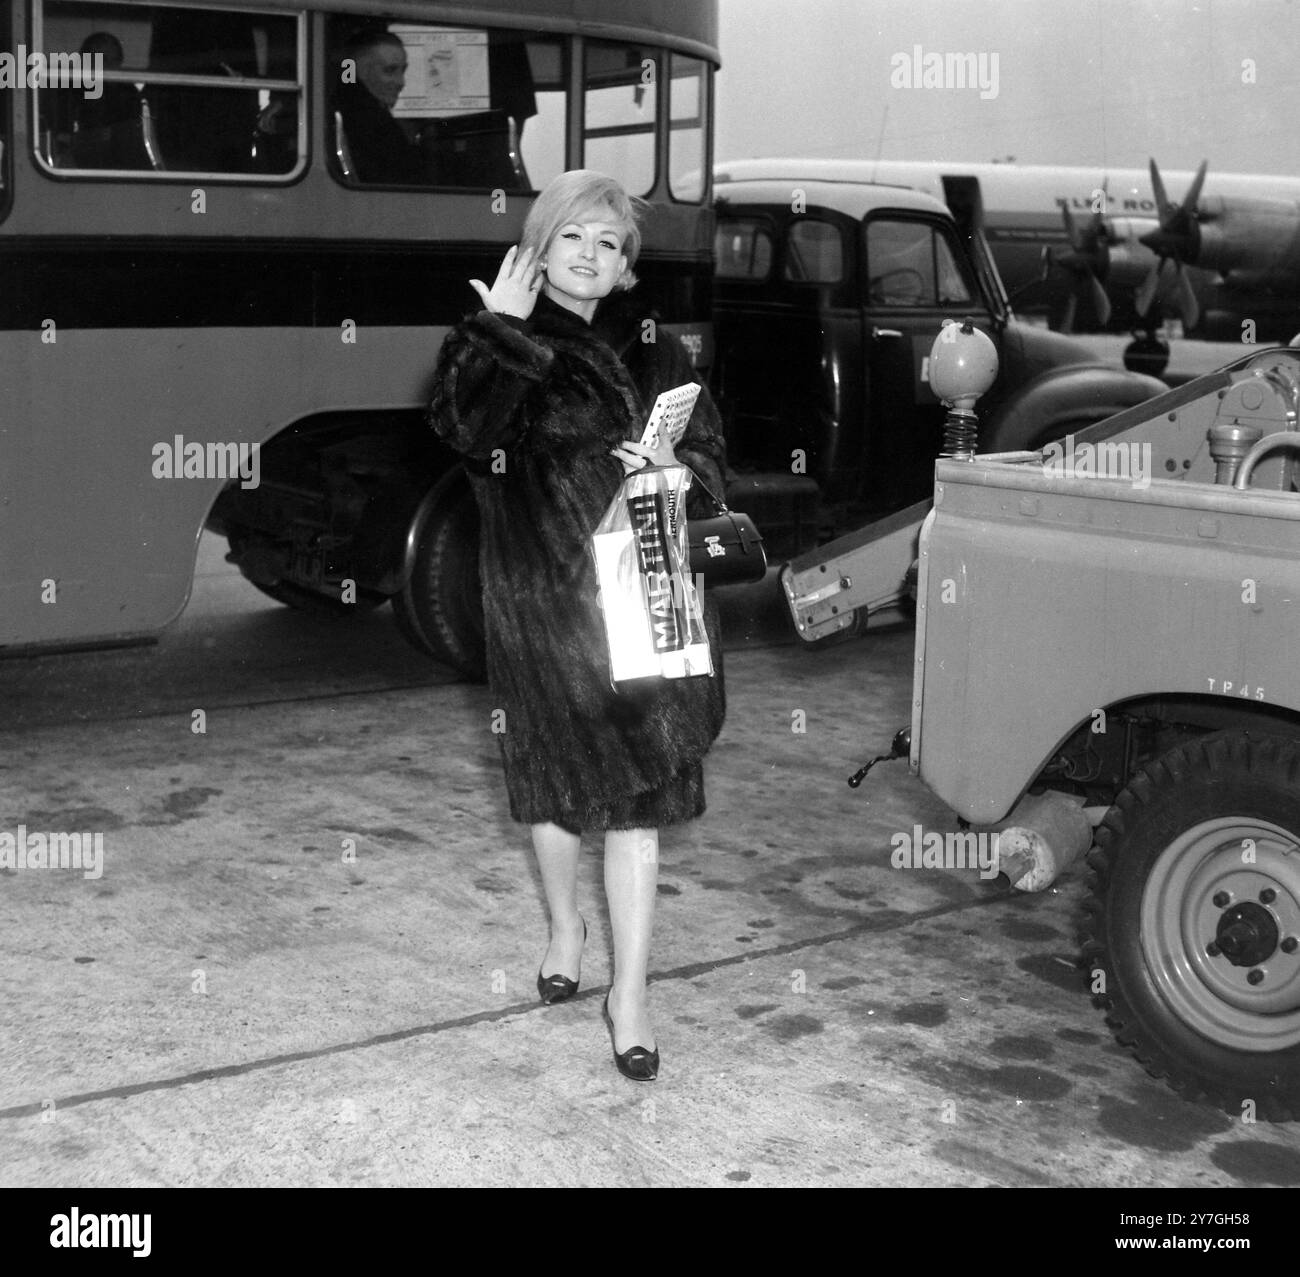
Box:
469;245;544;319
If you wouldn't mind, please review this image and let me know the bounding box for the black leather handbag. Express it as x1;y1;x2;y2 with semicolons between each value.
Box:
686;471;767;585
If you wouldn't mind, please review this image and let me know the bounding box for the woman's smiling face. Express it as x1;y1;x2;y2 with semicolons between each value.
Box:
542;207;629;318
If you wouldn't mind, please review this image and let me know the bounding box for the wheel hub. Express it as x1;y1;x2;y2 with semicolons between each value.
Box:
1140;816;1300;1050
1212;901;1280;968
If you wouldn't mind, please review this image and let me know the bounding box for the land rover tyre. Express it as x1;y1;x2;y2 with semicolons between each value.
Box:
392;478;487;681
1082;730;1300;1120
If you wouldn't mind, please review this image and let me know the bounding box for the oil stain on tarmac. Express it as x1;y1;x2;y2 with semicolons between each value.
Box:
1210;1140;1300;1185
892;1001;948;1027
989;1034;1054;1062
1096;1091;1232;1152
761;1013;825;1042
140;786;223;826
731;1003;825;1041
999;917;1063;943
1016;951;1087;994
18;805;126;831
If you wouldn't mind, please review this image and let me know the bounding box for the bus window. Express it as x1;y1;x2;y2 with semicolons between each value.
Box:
668;52;706;202
34;0;304;177
864;218;973;306
516;35;565;192
327;16;562;191
583;40;655;197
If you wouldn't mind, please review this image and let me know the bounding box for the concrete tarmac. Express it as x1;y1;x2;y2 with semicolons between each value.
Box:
2;536;1299;1188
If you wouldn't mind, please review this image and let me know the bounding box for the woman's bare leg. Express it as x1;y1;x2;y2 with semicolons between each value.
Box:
530;822;585;978
604;827;658;1050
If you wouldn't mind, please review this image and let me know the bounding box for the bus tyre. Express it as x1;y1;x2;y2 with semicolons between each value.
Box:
393;484;487;681
1082;731;1300;1121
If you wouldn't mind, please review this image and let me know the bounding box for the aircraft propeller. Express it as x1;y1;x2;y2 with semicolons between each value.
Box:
1053;203;1112;332
1135;157;1207;331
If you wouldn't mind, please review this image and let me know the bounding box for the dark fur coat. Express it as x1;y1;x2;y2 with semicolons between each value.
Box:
428;290;727;830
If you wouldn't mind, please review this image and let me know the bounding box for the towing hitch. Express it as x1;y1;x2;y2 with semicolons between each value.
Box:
848;726;910;788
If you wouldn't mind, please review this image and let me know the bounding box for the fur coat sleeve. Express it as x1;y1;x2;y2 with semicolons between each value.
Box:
426;310;556;460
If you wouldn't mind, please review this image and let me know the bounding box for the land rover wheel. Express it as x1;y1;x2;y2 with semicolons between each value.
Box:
1083;730;1300;1120
392;480;486;680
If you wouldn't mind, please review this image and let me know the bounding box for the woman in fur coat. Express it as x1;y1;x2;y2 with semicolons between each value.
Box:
428;170;726;1081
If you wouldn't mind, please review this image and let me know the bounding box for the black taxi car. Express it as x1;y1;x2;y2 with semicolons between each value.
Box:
710;159;1167;557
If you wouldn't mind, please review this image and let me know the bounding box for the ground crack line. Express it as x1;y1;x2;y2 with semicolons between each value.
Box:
0;891;1018;1119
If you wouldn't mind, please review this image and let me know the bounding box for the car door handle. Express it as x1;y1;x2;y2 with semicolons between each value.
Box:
872;327;903;339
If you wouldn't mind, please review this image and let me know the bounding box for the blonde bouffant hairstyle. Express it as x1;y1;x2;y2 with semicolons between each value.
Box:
520;170;649;291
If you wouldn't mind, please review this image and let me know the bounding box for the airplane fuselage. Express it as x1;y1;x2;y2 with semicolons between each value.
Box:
713;158;1300;339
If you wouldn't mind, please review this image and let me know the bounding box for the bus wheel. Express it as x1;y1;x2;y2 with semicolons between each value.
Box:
392;483;487;680
1082;730;1300;1121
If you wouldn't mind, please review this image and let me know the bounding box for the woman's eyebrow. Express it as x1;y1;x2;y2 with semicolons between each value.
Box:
562;223;624;239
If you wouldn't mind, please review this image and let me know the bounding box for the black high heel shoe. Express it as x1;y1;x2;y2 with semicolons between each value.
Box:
536;917;586;1005
603;993;659;1082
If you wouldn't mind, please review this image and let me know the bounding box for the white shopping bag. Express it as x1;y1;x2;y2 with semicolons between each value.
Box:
591;464;713;685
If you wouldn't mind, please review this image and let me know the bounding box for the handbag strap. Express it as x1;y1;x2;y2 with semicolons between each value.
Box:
681;463;730;516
